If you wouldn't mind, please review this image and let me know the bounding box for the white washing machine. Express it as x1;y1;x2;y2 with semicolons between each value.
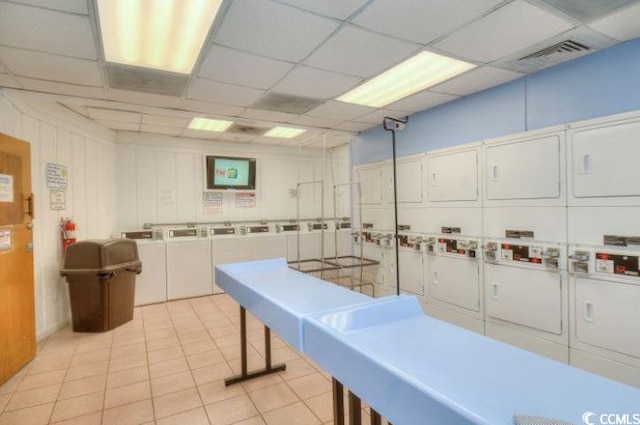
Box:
165;229;212;300
135;239;167;306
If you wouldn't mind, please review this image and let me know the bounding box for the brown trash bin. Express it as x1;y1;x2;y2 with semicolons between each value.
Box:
60;239;142;332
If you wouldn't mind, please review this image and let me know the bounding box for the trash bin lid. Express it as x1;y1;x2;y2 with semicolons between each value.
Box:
63;239;140;271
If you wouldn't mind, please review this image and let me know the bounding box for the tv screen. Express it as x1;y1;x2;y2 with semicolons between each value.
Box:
205;156;256;190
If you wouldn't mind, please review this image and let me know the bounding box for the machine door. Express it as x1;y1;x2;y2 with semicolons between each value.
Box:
358;166;383;204
485;136;560;200
574;277;640;359
135;243;167;305
427;150;478;202
399;250;424;295
166;240;212;300
213;238;248;292
250;235;287;260
571;120;640;199
429;256;480;312
485;264;562;334
395;159;423;204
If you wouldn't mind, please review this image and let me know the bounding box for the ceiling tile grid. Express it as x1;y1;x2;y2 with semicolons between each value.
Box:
0;2;97;60
434;0;575;63
213;0;340;63
352;0;505;45
1;0;639;144
304;25;421;78
197;44;295;90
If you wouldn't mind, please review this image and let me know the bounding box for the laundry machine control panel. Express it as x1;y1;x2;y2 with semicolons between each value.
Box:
426;237;480;259
569;247;640;278
484;240;562;269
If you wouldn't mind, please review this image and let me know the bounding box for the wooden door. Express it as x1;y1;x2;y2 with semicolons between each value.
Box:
0;133;35;385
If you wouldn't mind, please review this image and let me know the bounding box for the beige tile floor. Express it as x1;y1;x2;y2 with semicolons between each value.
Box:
0;294;385;425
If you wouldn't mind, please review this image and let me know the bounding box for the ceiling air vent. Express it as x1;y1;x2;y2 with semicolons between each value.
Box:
519;40;590;61
227;124;266;136
105;63;189;96
252;92;324;114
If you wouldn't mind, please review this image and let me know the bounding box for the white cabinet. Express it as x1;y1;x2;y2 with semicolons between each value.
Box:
355;165;383;205
398;249;424;296
428;256;480;313
212;238;247;294
572;277;640;359
483;207;567;243
568;113;640;206
248;235;287;261
166;239;212;300
391;157;423;204
135;240;167;306
485;265;563;335
568;206;640;245
484;129;565;206
427;146;480;206
397;207;425;234
423;208;482;237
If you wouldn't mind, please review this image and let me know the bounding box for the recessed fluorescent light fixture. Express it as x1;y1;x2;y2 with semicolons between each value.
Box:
264;127;307;139
189;117;233;132
96;0;223;74
337;51;476;108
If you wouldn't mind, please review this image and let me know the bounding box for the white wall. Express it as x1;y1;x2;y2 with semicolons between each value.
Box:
116;133;351;229
0;90;117;339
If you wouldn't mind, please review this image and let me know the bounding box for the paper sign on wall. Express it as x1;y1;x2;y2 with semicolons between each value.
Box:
236;192;256;208
0;174;13;202
46;163;68;189
203;192;222;215
0;229;12;251
50;190;66;210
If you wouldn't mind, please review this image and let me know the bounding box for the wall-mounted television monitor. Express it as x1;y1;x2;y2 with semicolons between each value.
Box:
205;155;256;190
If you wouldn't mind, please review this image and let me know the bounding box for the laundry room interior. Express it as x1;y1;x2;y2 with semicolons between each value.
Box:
1;1;640;424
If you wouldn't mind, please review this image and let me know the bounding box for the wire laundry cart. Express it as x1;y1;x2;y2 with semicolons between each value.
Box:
288;181;379;296
288;256;379;295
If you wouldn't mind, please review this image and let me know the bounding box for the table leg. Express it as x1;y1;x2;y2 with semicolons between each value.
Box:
332;378;345;425
348;391;362;425
370;409;382;425
224;306;286;386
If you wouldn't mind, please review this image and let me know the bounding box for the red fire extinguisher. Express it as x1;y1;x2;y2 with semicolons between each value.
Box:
61;218;77;254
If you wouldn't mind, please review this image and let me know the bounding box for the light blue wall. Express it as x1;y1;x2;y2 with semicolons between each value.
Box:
353;37;640;165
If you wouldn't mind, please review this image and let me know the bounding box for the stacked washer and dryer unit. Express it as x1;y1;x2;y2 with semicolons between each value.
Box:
352;110;640;387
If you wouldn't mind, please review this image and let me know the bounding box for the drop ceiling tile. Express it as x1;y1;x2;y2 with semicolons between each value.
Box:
304;25;420;78
198;45;295;90
334;121;376;132
187;79;265;107
272;66;362;99
0;46;101;86
0;73;21;89
106;89;181;108
0;2;96;59
240;108;300;122
431;65;523;96
386;90;458;112
291;115;344;128
88;108;141;123
62;104;89;118
10;0;88;14
140;124;183;136
214;0;339;62
17;76;106;98
275;0;369;20
590;2;640;41
0;62;6;73
307;100;375;120
353;0;503;44
355;109;412;124
434;0;574;63
181;128;226;140
94;119;140;132
142;115;191;128
179;99;244;117
216;132;258;142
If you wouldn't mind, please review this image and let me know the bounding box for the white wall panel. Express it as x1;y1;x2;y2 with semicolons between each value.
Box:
116;145;137;230
1;90;117;339
135;153;159;226
175;153;197;223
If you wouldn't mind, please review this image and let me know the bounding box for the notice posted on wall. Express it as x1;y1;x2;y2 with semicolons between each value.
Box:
203;192;222;215
0;228;12;251
0;174;13;203
46;163;68;189
50;190;66;210
235;192;256;208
